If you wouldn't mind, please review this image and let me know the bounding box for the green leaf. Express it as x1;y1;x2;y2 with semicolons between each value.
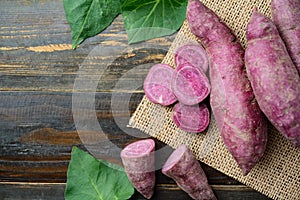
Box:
122;0;188;44
63;0;124;49
65;146;134;200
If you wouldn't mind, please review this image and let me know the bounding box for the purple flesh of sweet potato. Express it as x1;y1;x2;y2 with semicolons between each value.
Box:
120;139;156;199
144;64;177;106
172;63;210;105
187;0;268;175
174;43;209;73
173;102;210;133
271;0;300;74
245;9;300;148
162;144;217;200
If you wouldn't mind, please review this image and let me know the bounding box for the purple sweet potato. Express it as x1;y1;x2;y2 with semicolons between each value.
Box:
173;102;210;133
144;64;177;106
162;144;216;200
271;0;300;74
187;0;268;175
171;63;210;105
245;9;300;148
120;139;155;199
174;43;209;73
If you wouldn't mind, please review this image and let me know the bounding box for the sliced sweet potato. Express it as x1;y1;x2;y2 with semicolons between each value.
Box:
174;43;209;73
171;63;210;106
144;64;177;106
173;102;210;133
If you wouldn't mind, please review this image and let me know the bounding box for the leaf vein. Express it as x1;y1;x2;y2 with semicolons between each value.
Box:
80;160;104;200
73;0;95;47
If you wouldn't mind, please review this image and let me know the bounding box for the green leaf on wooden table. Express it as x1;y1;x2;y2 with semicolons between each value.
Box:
63;0;123;49
121;0;188;44
65;146;134;200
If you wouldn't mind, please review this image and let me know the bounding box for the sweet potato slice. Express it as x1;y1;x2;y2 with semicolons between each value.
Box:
144;64;177;106
172;63;210;106
174;43;209;73
173;102;210;133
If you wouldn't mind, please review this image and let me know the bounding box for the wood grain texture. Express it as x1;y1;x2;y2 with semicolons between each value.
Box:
0;0;172;92
0;0;270;199
0;91;235;184
0;182;271;200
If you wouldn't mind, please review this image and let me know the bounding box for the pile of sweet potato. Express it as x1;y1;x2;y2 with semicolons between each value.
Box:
124;0;300;199
144;0;300;175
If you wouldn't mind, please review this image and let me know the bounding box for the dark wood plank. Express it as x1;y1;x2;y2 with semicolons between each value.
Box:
0;0;173;92
0;182;271;200
0;91;137;182
0;91;237;184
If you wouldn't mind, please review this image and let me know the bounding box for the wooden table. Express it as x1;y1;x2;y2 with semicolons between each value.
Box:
0;1;271;199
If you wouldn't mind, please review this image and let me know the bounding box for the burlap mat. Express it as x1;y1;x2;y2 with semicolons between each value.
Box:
129;0;300;199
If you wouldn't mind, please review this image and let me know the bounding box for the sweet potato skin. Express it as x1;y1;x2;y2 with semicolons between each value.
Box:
187;0;268;175
271;0;300;74
162;144;216;200
245;9;300;148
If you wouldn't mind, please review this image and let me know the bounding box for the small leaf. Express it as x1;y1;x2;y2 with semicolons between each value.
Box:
65;146;134;200
122;0;188;44
63;0;123;49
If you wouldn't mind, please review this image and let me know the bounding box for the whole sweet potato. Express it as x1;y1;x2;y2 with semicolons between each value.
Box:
187;0;268;175
271;0;300;74
245;9;300;148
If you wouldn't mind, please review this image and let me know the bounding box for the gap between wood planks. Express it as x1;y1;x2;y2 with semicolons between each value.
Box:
0;182;254;191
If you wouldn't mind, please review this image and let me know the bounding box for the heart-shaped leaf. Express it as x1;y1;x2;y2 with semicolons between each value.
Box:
122;0;188;44
65;146;134;200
